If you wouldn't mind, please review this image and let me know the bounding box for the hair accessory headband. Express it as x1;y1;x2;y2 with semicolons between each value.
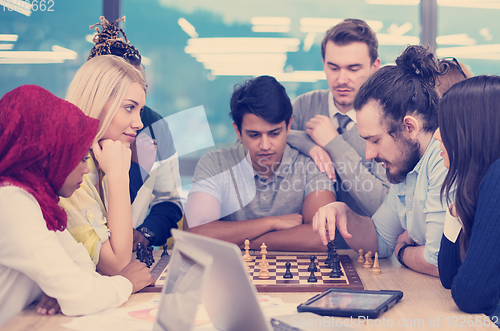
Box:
87;16;141;62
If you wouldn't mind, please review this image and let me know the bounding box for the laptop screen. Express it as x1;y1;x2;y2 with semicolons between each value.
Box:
153;241;212;331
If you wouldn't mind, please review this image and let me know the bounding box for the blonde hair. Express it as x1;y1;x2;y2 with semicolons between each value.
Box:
66;55;146;141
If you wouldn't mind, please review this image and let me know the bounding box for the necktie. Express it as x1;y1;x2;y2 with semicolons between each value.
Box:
335;113;352;134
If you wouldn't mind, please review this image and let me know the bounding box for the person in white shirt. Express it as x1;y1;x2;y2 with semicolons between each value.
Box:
0;85;153;326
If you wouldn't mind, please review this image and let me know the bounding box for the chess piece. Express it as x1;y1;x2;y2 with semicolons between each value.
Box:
371;252;381;275
367;251;374;267
329;264;341;278
325;242;333;265
307;268;317;282
283;262;293;279
161;244;169;257
243;238;252;262
331;243;338;256
328;255;342;278
328;253;335;269
258;254;270;279
363;252;372;268
335;256;344;276
357;249;365;264
260;243;268;255
259;243;268;268
146;246;155;268
136;242;145;264
308;255;318;272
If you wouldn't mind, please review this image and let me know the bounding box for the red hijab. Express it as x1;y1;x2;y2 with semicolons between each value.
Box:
0;85;99;231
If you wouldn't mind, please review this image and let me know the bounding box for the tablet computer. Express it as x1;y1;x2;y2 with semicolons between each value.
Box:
297;289;403;319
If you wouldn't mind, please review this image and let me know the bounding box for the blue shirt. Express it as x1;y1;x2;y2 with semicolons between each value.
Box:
372;138;448;266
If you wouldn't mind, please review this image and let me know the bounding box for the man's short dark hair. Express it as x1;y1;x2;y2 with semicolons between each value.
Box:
230;75;293;132
321;19;378;64
354;45;440;135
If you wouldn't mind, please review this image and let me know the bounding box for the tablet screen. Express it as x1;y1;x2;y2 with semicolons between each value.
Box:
308;292;395;310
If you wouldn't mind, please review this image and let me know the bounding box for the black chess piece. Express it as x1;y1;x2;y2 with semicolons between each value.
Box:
329;256;343;278
307;255;318;272
331;244;338;262
328;253;335;269
136;242;145;263
161;244;169;257
325;242;333;265
283;262;293;279
307;269;317;283
146;246;155;268
331;242;337;255
329;265;341;278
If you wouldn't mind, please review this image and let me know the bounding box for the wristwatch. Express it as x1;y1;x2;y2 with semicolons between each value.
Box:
138;227;156;246
397;243;416;268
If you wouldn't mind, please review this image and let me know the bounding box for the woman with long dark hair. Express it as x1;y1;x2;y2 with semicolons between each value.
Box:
435;75;500;324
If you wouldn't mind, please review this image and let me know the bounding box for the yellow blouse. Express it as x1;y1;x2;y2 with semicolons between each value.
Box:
59;159;109;265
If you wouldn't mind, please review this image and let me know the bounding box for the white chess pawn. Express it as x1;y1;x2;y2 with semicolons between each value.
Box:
243;239;252;262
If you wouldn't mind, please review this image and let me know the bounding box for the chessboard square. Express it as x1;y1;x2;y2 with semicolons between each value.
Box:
298;275;321;280
254;280;276;284
276;272;299;277
258;261;277;266
276;256;298;261
253;275;277;280
275;280;301;285
298;279;325;285
297;261;313;266
322;279;348;284
276;276;301;283
276;274;300;280
297;271;321;276
253;268;277;273
276;261;298;267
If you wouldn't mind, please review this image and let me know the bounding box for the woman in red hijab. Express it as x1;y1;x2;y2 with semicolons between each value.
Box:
0;85;152;326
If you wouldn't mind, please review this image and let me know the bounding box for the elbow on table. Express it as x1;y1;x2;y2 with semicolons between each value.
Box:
440;277;452;290
451;289;497;315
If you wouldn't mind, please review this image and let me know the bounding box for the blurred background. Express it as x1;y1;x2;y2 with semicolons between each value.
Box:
1;0;499;149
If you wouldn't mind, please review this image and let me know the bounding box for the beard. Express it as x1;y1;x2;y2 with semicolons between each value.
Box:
376;137;421;184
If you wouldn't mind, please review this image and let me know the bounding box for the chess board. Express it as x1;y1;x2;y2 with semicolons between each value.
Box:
139;252;170;293
247;254;363;292
140;251;364;293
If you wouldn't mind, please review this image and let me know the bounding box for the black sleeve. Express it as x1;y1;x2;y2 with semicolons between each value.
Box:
129;161;143;203
438;234;462;290
137;201;182;246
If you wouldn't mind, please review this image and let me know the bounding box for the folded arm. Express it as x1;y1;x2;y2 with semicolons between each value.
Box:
250;190;335;251
184;192;302;247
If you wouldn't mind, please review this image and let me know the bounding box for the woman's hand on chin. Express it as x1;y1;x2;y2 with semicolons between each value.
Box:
92;140;131;177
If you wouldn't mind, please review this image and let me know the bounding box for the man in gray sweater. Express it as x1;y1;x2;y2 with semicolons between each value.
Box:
185;76;336;251
288;19;389;225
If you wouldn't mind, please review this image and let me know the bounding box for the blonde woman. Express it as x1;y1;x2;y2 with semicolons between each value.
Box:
60;55;146;276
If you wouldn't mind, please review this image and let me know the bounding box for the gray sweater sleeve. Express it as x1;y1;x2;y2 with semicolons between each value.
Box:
288;90;330;154
287;130;317;156
289;89;389;216
323;125;390;216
